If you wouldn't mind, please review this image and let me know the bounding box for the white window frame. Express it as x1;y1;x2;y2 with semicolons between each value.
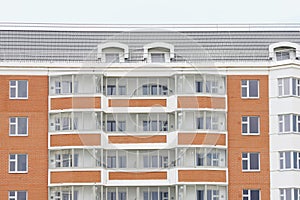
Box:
242;189;260;200
241;116;260;135
279;188;300;200
242;152;260;172
278;77;300;97
241;80;259;99
9;80;28;99
9;191;28;200
279;151;300;170
9;154;28;173
9;117;28;136
278;114;300;134
54;151;79;168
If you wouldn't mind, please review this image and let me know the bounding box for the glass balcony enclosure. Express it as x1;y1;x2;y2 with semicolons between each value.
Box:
49;74;103;96
104;77;175;96
176;74;226;95
49;148;226;169
50;185;227;200
49;148;102;169
177;111;226;132
49;112;101;132
103;113;175;133
176;148;226;168
49;74;226;96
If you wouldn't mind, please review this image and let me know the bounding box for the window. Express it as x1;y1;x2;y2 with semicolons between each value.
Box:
118;155;127;168
276;51;291;61
55;81;78;95
143;155;168;168
143;191;168;200
10;80;28;99
242;152;260;171
196;81;204;93
142;84;168;96
241;80;259;98
242;116;260;135
243;189;260;200
206;80;218;94
278;114;300;133
55;116;78;131
107;85;116;95
196;150;220;167
9;117;28;136
278;78;300;97
55;152;78;168
118;85;126;95
118;121;126;132
9;154;27;173
196;112;223;131
279;151;300;170
151;53;165;63
107;156;116;168
280;188;300;200
107;120;116;132
9;191;27;200
105;53;120;63
143;120;168;132
197;190;219;200
54;190;78;200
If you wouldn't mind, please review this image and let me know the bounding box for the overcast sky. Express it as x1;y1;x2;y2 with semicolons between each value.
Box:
1;0;300;24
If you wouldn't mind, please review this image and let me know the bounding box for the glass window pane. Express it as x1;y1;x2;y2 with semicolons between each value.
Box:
18;118;27;135
151;53;165;63
250;153;259;170
197;190;204;200
10;88;16;98
17;191;27;200
105;53;119;63
249;117;259;133
284;115;291;132
285;152;291;169
284;78;290;95
10;160;15;171
242;87;247;97
197;117;204;129
293;78;297;95
242;160;248;170
17;154;27;171
242;124;248;133
286;189;292;200
249;80;258;97
18;81;27;98
250;190;260;200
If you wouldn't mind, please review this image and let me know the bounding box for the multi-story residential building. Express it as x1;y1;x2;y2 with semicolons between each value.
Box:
0;23;300;200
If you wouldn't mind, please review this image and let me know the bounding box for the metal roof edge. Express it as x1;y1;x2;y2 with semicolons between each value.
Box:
0;22;299;32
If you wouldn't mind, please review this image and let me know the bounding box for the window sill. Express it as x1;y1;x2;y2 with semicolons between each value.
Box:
9;98;28;100
242;170;260;172
241;97;260;100
241;133;260;136
9;171;28;174
9;134;28;137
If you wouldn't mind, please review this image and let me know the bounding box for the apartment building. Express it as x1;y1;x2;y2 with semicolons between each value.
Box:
0;23;299;200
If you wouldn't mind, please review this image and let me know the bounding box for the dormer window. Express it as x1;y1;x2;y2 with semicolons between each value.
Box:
143;42;174;63
275;47;296;61
269;42;300;61
151;53;165;63
97;42;129;63
105;53;120;63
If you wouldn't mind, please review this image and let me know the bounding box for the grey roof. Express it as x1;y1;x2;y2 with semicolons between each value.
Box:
0;24;300;63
